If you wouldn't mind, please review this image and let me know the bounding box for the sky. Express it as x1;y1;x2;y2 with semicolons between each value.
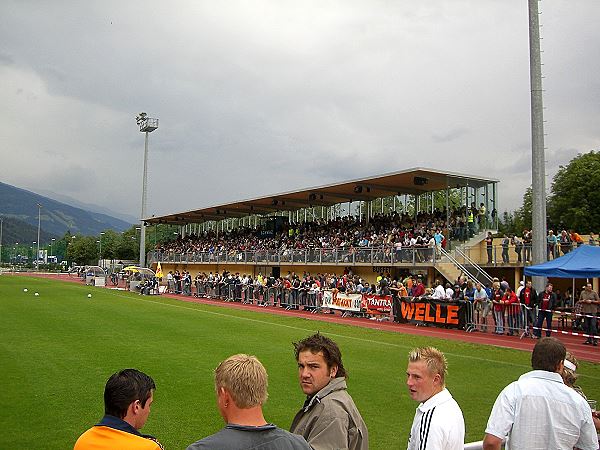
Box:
1;1;599;221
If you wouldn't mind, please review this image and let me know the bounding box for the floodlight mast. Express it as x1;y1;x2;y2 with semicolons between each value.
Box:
36;203;42;270
528;0;547;292
136;112;158;268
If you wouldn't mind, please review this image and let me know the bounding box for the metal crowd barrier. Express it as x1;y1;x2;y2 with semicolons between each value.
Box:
148;246;437;266
462;301;597;340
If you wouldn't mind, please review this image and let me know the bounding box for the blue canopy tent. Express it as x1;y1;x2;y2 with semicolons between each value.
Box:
525;245;600;306
524;245;600;278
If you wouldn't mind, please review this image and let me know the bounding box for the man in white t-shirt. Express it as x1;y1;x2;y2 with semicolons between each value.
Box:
431;280;447;300
483;337;597;450
406;347;465;450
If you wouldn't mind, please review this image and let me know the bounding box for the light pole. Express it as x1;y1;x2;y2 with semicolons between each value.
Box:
99;232;105;267
50;238;55;261
528;0;547;293
36;203;42;270
135;112;158;268
0;217;3;265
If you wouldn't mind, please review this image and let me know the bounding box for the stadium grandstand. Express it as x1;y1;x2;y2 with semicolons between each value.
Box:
145;167;506;288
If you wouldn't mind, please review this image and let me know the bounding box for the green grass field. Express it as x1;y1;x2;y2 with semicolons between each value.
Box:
1;275;598;449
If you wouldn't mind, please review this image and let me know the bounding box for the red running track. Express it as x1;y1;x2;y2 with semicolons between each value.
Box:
13;272;600;364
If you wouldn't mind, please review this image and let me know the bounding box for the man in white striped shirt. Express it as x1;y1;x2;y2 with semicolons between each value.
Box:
406;347;465;450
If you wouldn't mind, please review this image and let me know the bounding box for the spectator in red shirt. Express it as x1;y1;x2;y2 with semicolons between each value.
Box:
533;283;557;338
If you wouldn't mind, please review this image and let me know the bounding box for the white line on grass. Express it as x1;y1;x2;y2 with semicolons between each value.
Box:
106;291;599;379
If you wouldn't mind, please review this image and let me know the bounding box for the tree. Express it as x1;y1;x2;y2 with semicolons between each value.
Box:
66;235;98;266
99;229;121;261
514;186;532;232
116;226;139;260
548;151;600;233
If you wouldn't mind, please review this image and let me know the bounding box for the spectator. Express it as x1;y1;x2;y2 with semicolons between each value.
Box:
533;283;557;338
483;337;597;450
485;232;493;264
578;283;599;346
491;282;505;335
546;230;557;260
522;229;532;262
290;333;368;450
406;347;464;450
512;235;523;263
74;369;162;450
463;281;475;304
431;280;447;300
412;278;426;297
518;280;537;337
474;282;490;332
502;287;519;336
570;230;585;248
186;354;310;450
559;230;572;255
501;235;510;264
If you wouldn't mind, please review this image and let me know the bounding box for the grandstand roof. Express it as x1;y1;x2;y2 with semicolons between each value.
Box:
146;167;499;225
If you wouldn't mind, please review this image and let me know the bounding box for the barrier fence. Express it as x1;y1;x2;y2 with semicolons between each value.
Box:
149;244;577;268
148;246;437;266
152;282;599;340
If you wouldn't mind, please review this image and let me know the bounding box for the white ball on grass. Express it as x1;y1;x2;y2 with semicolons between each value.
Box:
23;288;28;292
34;292;39;297
87;293;92;298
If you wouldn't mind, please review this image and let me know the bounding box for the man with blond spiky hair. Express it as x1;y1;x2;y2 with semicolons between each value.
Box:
186;354;309;450
406;347;464;450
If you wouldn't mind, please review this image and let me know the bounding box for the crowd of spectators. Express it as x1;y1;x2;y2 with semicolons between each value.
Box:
157;266;598;344
153;206;492;261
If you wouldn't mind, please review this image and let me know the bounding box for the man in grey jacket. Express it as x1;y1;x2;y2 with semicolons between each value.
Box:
290;333;368;450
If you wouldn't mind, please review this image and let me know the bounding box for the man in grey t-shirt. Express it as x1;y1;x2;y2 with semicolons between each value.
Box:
186;354;309;450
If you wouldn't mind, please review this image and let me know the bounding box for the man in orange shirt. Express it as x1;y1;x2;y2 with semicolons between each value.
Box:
74;369;162;450
569;230;585;248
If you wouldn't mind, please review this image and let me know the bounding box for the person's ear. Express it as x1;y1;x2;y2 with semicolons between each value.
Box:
330;365;338;378
131;399;141;415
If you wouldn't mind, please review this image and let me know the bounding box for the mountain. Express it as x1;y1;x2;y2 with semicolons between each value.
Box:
0;181;133;241
35;188;138;224
0;216;59;245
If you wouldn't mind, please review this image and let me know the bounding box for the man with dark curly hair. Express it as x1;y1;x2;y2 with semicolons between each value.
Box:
290;333;368;450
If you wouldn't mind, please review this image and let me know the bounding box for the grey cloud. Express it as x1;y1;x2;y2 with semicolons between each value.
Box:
0;50;14;64
0;1;598;219
431;128;470;143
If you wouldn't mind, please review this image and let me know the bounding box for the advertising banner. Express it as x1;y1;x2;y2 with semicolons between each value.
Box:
394;298;464;329
322;290;362;312
362;294;393;314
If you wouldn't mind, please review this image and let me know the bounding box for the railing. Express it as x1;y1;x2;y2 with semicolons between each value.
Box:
148;246;438;266
439;247;480;285
452;247;494;285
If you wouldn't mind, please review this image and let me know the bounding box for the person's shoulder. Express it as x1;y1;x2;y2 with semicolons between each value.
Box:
270;427;312;448
73;427;95;449
186;428;228;449
75;426;162;450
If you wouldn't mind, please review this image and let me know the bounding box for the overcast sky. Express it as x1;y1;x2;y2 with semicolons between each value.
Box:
1;1;598;221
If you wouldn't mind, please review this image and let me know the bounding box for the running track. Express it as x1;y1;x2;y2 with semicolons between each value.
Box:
12;272;600;364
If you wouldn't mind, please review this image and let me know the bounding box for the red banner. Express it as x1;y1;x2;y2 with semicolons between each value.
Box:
361;294;393;314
